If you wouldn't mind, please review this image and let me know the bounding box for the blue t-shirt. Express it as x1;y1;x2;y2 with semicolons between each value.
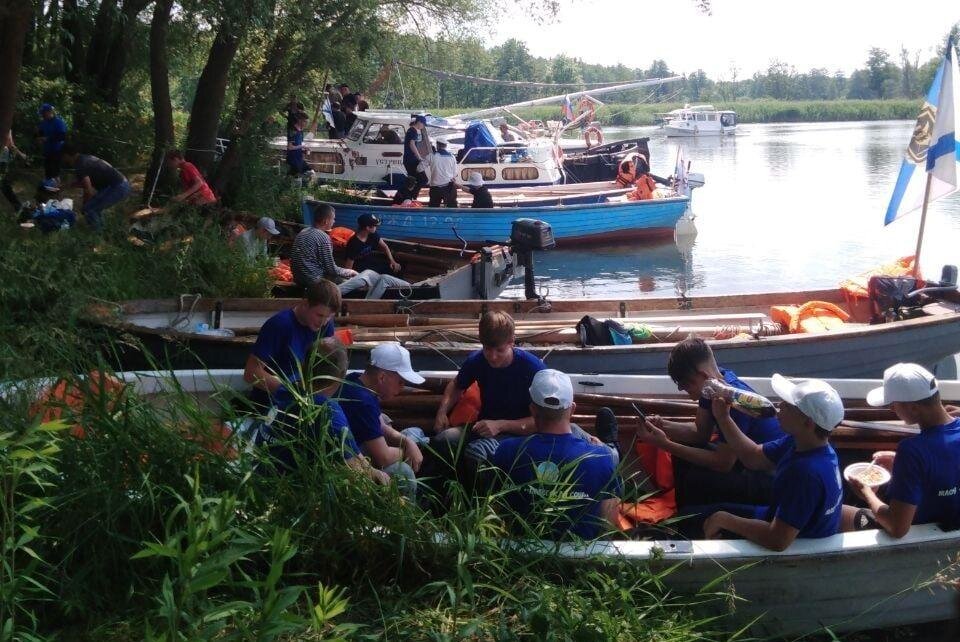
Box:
263;387;360;472
886;418;960;526
403;127;421;165
38;116;67;154
762;435;842;538
699;368;784;444
248;308;334;406
286;130;304;167
336;372;383;445
456;348;546;421
493;433;622;540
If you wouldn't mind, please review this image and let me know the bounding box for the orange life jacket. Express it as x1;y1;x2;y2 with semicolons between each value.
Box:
769;301;850;334
632;174;657;200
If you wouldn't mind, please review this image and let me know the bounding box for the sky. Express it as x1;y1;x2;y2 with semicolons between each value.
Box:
492;0;960;79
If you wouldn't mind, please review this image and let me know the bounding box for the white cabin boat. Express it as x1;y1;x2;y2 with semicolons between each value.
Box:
269;111;564;189
660;104;737;137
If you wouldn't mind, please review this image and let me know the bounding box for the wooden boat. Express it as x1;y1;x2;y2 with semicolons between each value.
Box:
127;208;520;301
86;285;960;378
315;193;693;247
34;368;958;636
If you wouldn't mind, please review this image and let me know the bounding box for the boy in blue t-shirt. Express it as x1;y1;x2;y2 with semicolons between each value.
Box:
493;369;621;540
636;338;784;508
843;363;960;537
336;342;426;499
243;280;338;409
691;374;844;550
259;339;388;485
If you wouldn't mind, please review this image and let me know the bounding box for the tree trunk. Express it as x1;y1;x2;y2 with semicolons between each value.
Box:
145;0;175;205
0;4;33;146
184;25;242;174
98;0;150;105
61;0;85;83
85;0;119;82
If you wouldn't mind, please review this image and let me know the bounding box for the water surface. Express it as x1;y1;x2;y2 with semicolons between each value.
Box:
505;121;960;299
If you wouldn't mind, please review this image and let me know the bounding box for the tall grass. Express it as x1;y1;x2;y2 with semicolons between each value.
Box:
0;210;272;380
0;369;729;641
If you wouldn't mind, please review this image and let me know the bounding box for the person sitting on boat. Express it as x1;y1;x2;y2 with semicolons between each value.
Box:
165;149;217;207
336;342;425;499
391;175;421;206
499;123;517;143
635;338;784;509
286;112;311;176
239;216;280;261
433;311;619;489
258;337;390;486
425;139;458;208
403;116;429;199
694;375;844;550
375;124;402;145
290;202;410;299
464;172;493;209
841;363;960;537
243;279;339;411
343;213;402;275
493;369;622;540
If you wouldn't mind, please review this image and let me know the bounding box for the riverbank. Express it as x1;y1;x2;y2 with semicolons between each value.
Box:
440;99;920;127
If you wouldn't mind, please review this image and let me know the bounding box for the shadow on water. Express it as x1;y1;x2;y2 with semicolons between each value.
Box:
505;235;702;299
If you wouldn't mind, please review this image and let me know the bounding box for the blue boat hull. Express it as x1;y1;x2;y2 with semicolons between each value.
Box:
319;197;691;246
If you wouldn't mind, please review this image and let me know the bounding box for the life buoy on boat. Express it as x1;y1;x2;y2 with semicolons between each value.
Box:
583;126;604;148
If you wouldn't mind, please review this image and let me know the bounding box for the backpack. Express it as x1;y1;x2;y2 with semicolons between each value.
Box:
576;315;633;346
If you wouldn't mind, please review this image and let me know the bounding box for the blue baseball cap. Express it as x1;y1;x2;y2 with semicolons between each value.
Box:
411;114;427;125
38;103;55;115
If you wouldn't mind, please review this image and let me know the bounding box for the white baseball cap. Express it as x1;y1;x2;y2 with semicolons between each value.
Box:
530;369;574;410
370;342;424;385
866;363;938;406
257;217;280;235
771;374;844;432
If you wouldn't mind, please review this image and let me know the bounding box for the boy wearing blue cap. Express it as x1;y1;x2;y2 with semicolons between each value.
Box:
35;104;67;183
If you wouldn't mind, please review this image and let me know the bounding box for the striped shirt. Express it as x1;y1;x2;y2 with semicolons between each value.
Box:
290;227;351;286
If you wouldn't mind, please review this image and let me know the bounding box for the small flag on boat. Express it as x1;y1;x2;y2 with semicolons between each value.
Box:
562;95;575;121
884;37;960;225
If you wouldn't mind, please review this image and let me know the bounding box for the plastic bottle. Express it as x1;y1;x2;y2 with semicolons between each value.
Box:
701;378;777;418
194;322;210;333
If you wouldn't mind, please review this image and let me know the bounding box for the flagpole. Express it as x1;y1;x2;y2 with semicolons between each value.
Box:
913;172;935;278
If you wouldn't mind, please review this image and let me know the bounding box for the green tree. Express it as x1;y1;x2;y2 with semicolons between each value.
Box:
548;55;583;87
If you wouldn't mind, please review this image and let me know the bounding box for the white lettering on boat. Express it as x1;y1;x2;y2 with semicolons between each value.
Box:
937;486;958;497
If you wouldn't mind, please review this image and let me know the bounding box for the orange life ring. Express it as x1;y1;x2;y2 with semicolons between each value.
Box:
583;126;604;148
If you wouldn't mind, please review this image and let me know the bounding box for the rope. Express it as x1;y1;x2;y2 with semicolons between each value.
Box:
396;60;644;89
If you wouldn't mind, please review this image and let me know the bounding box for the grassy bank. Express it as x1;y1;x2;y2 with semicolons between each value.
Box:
440;99;921;127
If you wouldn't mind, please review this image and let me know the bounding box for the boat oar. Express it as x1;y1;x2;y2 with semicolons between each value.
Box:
838;419;919;435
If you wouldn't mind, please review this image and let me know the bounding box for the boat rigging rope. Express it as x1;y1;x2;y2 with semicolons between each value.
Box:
395;60;644;89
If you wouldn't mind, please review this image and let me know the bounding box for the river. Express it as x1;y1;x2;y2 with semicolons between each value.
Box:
504;120;960;299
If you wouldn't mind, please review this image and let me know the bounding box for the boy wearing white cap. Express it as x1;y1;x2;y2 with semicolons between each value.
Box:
492;369;622;540
696;375;844;550
336;342;425;495
842;363;960;537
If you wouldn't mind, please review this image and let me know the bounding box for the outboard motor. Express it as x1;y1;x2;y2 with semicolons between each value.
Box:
510;218;555;300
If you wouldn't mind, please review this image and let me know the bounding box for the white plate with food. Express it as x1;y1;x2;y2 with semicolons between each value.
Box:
843;462;892;489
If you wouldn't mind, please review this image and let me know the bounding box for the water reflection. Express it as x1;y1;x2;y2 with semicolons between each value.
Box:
506;121;960;299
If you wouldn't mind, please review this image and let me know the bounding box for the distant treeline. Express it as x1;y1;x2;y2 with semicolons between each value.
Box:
439;99;923;127
366;27;960;110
